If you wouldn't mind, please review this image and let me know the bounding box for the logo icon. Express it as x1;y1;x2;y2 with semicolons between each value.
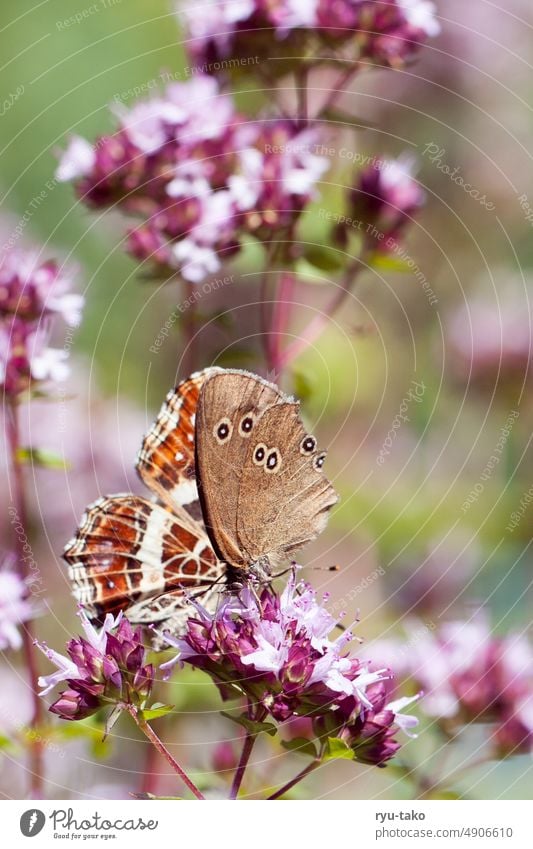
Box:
20;810;46;837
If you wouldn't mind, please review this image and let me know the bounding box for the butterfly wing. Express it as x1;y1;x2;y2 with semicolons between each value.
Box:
136;368;222;522
63;494;223;625
236;402;338;564
195;369;287;568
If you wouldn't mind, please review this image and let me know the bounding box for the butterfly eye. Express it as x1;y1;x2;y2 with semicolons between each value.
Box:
214;418;233;444
300;435;317;455
239;413;255;437
265;448;282;474
253;443;267;465
313;451;326;470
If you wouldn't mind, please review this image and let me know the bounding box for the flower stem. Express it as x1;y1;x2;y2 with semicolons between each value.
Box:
278;254;366;370
319;63;361;117
181;280;197;376
130;709;205;800
267;759;320;800
296;66;309;127
229;705;268;799
5;398;45;798
229;730;258;800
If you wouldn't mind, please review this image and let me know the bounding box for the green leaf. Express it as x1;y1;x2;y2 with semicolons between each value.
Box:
103;705;124;739
140;703;174;721
291;370;314;404
220;711;277;737
323;737;354;761
368;252;413;273
303;244;343;272
281;737;318;759
16;447;70;470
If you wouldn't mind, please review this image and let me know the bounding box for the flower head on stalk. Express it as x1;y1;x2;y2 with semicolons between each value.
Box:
35;609;154;722
160;573;418;765
0;243;83;400
0;250;83;326
175;0;440;75
344;153;425;249
0;558;34;651
56;75;329;283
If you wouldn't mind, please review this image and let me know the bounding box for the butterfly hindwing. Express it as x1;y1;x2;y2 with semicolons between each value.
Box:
136;368;222;522
236;401;338;564
63;494;222;623
195;369;287;568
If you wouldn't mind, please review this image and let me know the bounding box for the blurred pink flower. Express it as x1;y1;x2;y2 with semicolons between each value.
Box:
0;241;83;399
57;76;330;282
368;614;533;756
176;0;440;72
347;153;425;248
447;292;532;388
0;564;33;651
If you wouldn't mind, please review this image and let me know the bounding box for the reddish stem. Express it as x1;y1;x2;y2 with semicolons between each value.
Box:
319;63;361;117
229;730;257;800
278;255;366;370
181;280;197;376
139;734;160;797
229;706;268;800
268;272;295;376
267;759;320;800
131;709;205;800
5;399;45;798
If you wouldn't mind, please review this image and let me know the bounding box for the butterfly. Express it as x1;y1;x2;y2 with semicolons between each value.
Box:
63;368;338;637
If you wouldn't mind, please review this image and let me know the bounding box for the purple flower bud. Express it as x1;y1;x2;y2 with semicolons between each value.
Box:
49;687;102;721
348;154;425;249
36;610;154;721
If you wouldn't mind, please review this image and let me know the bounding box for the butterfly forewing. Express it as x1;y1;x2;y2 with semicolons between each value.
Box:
195;370;287;568
136;368;221;521
65;367;338;635
236;402;338;564
63;494;223;623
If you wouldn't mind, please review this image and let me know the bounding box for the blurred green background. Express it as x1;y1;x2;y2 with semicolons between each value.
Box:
0;0;532;800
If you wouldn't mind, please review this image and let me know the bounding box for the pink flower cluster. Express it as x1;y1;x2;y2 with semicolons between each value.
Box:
0;246;83;397
161;576;419;766
56;76;329;283
176;0;440;73
448;291;533;389
368;615;533;758
36;610;153;721
338;153;425;249
0;560;33;651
